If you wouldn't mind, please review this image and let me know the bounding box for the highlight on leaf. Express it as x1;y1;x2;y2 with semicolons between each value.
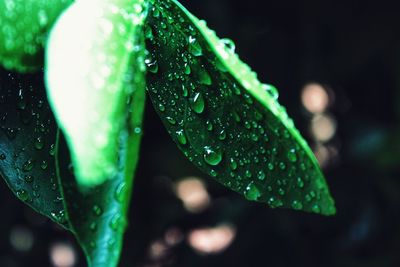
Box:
45;0;147;187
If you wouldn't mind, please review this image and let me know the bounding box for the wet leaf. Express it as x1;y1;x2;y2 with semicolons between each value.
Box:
46;0;147;187
0;69;69;227
56;79;145;267
46;0;147;265
145;0;335;215
0;0;72;72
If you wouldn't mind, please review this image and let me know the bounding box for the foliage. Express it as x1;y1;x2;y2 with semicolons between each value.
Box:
0;0;335;266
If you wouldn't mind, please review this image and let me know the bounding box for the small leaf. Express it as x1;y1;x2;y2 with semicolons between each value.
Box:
145;0;335;215
46;0;147;187
0;69;69;227
0;0;72;72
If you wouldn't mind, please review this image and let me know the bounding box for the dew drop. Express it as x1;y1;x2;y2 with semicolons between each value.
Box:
34;136;44;150
93;205;103;216
114;182;126;203
220;38;236;53
16;189;29;201
287;149;297;163
24;175;34;183
268;197;283;208
22;159;34;172
229;158;237;170
296;177;305;188
244;182;261;201
257;170;266;181
291;200;303;210
203;146;222;166
263;84;279;100
190;92;205;114
188;36;202;56
176;129;187;145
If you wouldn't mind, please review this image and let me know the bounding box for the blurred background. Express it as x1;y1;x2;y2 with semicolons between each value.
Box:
2;0;400;266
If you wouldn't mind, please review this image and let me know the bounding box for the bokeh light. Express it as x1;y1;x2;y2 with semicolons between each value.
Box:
175;177;210;213
301;83;330;114
311;114;337;142
187;224;236;255
9;226;34;252
49;242;76;267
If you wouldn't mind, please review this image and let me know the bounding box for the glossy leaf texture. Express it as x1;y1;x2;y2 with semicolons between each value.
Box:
145;0;335;215
47;0;148;265
0;0;72;72
46;0;147;187
56;80;146;267
0;69;70;227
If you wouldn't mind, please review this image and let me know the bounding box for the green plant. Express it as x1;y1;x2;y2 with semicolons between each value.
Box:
0;0;336;266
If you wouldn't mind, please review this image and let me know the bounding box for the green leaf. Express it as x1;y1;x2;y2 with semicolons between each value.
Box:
0;69;70;227
145;0;335;215
0;0;72;72
46;0;147;187
56;80;146;267
46;0;148;265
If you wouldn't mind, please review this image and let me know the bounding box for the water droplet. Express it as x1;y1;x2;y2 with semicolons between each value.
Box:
22;159;34;172
229;158;237;170
145;54;159;73
89;222;97;231
279;162;286;170
220;38;236;53
268;163;274;171
115;182;126;203
16;189;29;201
291;200;303;210
199;68;212;85
190;92;205;114
166;116;176;125
268;197;283;208
93;205;103;216
263;84;279;100
257;171;266;181
188;36;202;56
244;182;261;201
109;214;122;231
51;210;66;224
40;160;48;170
24;175;34;183
287;149;297;163
176;129;187;145
296;177;304;188
34;136;44;150
158;103;166;112
49;144;56;156
312;204;321;214
203;146;222;166
218;130;226;140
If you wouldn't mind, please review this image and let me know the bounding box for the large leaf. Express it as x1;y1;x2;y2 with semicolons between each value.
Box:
0;0;72;72
0;69;69;227
46;0;148;266
46;0;147;187
145;0;335;215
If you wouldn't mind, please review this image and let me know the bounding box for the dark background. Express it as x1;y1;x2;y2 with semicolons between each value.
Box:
2;0;400;266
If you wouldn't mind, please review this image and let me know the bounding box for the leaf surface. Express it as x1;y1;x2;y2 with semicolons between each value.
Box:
0;0;72;72
0;69;69;227
145;0;335;215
